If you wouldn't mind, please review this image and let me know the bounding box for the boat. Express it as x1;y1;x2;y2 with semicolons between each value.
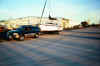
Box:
39;0;63;33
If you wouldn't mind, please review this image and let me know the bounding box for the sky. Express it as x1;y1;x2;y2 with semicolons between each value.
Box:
0;0;100;25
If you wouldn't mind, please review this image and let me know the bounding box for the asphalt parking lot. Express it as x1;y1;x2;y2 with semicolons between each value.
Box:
0;27;100;66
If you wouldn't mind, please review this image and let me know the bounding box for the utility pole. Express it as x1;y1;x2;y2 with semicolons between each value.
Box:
40;0;48;24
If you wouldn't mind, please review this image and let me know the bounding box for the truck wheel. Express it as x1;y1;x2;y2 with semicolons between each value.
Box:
34;34;39;38
19;35;25;41
7;35;13;41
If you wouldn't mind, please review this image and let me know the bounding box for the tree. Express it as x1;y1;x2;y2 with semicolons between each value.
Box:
0;20;6;22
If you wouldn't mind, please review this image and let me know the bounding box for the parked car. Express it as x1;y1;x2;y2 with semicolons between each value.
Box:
7;25;40;41
0;25;9;39
0;25;8;32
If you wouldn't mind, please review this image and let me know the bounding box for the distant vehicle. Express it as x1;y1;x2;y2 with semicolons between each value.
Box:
7;25;40;41
39;21;63;33
81;21;89;27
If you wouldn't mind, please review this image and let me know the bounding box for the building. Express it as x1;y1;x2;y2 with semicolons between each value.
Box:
61;18;71;29
0;16;70;29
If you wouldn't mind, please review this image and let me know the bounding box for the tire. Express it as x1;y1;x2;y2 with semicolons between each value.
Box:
18;35;25;41
34;33;39;38
7;35;13;41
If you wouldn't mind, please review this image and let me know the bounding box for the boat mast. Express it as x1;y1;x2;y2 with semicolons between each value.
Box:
40;0;48;24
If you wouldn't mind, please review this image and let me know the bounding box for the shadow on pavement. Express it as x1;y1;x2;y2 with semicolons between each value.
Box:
65;30;100;34
65;34;100;40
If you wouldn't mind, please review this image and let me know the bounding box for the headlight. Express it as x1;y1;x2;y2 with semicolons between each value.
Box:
13;33;19;38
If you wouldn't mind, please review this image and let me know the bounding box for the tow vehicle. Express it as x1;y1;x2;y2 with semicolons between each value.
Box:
7;25;40;41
